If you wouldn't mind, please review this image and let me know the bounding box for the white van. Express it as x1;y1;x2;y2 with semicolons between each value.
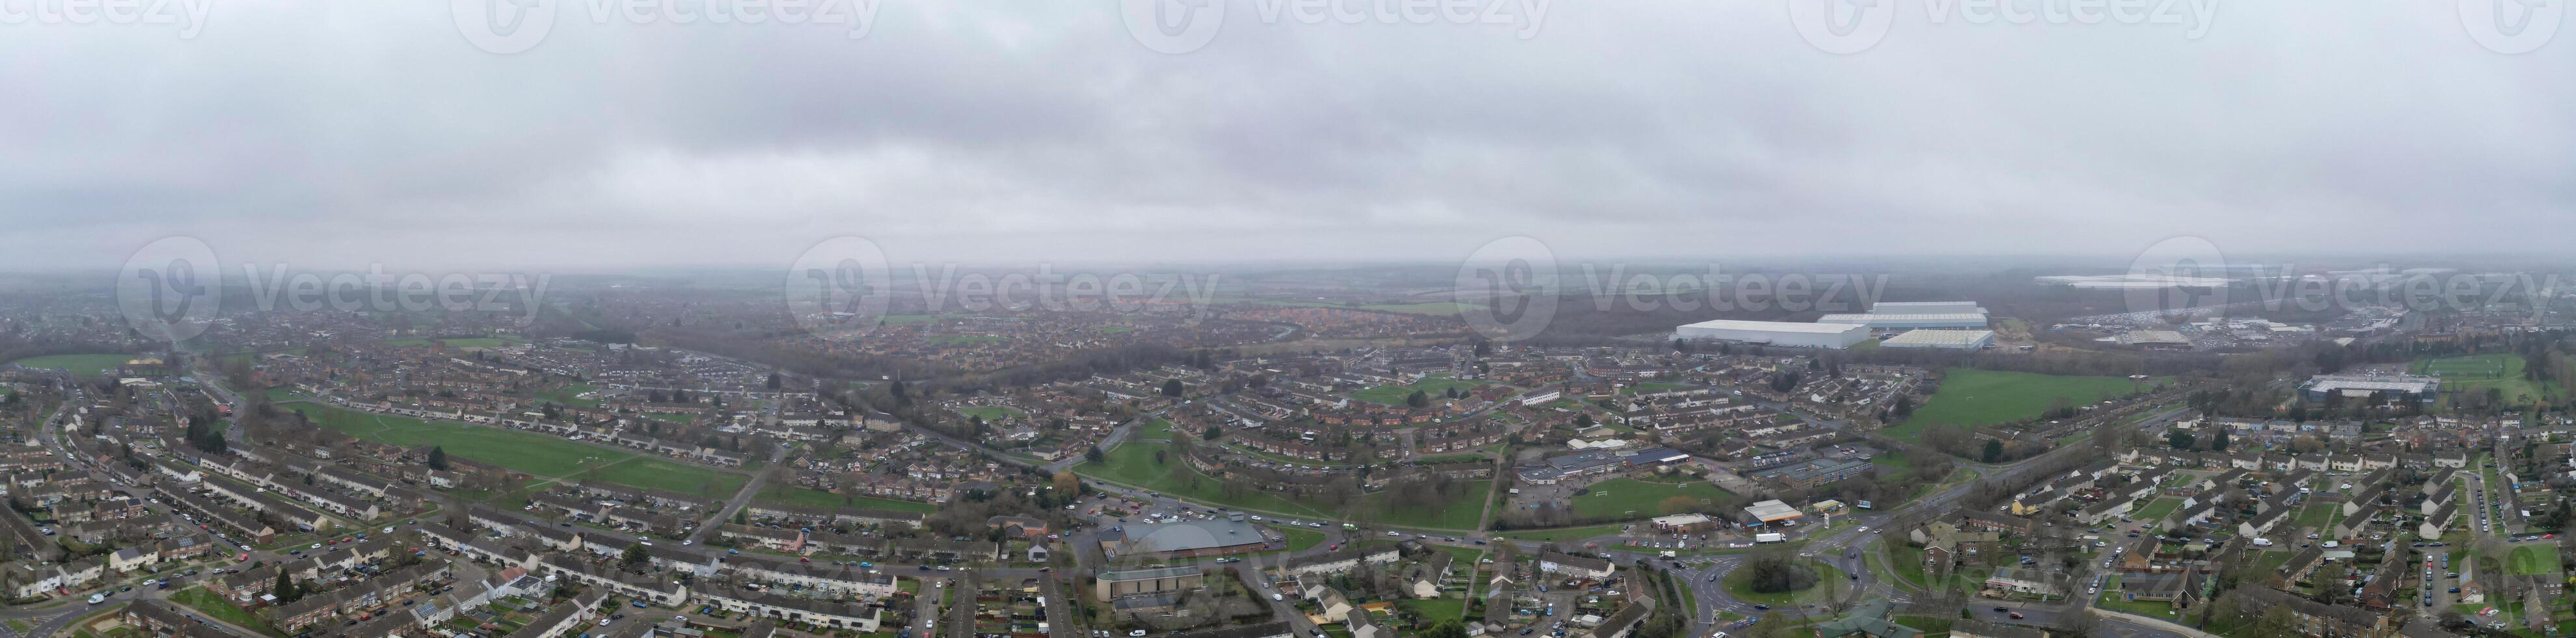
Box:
2251;538;2273;548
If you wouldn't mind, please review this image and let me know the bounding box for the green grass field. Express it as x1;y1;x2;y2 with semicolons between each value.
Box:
5;354;137;376
536;382;603;407
2133;498;2180;522
2508;544;2557;576
1884;369;2165;441
929;335;1009;346
1270;524;1327;552
292;404;743;495
1075;441;1336;517
1569;477;1739;520
168;586;285;637
1348;374;1490;406
2417;354;2560;407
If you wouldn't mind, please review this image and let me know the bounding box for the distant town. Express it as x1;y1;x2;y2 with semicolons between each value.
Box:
0;262;2566;638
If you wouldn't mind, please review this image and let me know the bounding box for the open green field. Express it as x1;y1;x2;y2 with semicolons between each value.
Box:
537;382;602;407
2418;354;2519;378
1364;488;1489;530
754;484;939;514
956;406;1026;422
2133;498;2181;522
1884;369;2166;442
1569;477;1738;520
1348;374;1491;406
5;354;135;376
2417;354;2561;407
929;335;1008;346
1269;523;1327;552
169;586;286;637
1076;441;1338;518
2509;544;2557;576
292;404;742;495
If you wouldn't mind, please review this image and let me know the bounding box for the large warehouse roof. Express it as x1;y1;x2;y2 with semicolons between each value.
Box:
1676;319;1867;334
1816;313;1989;324
1881;329;1995;348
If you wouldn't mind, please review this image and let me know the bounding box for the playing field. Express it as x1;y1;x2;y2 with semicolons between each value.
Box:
1885;369;2164;441
2417;354;2559;406
536;382;603;407
2508;544;2556;576
2417;354;2519;379
5;354;137;376
380;337;522;348
2132;498;2181;522
1569;477;1739;520
1349;374;1490;406
291;404;744;495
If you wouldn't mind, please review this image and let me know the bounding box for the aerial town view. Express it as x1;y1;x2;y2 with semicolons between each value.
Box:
0;3;2568;638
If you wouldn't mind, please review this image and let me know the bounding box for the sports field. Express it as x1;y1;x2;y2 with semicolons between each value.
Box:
1569;477;1739;519
2416;354;2559;406
5;354;135;376
291;404;744;496
1348;374;1490;406
536;382;603;407
1884;369;2165;441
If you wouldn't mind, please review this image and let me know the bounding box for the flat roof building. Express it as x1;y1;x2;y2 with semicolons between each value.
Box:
1880;329;1995;350
1817;312;1990;330
1674;320;1869;349
1743;499;1804;524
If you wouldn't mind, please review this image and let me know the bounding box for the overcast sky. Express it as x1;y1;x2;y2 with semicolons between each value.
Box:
2;1;2569;273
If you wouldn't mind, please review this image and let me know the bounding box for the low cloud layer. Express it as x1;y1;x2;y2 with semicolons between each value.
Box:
2;1;2569;271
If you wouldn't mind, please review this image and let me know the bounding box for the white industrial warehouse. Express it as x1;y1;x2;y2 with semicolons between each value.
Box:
1817;312;1991;329
1674;319;1870;349
1816;300;1991;329
1880;329;1996;350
